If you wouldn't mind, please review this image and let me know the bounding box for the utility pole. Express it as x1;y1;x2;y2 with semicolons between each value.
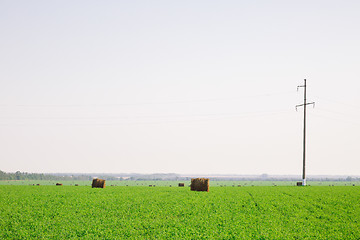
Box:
296;79;315;186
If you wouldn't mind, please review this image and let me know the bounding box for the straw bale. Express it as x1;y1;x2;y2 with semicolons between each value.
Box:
190;178;209;192
178;183;185;187
56;183;63;186
92;178;106;188
296;182;302;186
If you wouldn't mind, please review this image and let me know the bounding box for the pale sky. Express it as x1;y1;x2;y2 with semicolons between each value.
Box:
1;1;359;175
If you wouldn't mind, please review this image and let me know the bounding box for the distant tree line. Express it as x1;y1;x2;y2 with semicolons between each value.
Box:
1;170;359;182
0;170;132;181
0;171;181;181
129;173;180;181
0;170;93;181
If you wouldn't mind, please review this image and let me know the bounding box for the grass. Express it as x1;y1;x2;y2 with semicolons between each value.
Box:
0;179;358;186
1;184;359;239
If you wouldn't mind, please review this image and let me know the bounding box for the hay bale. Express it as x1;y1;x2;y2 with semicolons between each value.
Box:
92;178;106;188
190;178;209;192
56;183;63;186
178;183;185;187
36;184;40;186
296;182;303;186
75;184;79;186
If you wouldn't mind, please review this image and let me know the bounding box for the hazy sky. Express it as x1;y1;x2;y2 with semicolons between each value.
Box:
1;1;359;175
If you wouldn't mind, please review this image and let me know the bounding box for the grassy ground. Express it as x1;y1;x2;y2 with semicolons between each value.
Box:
0;179;358;186
1;185;359;239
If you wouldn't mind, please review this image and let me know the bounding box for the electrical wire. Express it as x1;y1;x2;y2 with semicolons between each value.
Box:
0;110;293;126
0;90;296;108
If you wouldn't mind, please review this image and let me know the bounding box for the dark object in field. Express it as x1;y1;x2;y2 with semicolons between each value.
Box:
36;184;40;186
56;183;63;186
296;182;303;186
75;184;79;186
178;183;185;187
149;185;152;187
238;185;241;187
92;178;106;188
190;178;209;192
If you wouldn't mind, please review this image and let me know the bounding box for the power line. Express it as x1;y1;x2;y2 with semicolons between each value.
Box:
0;110;293;126
295;79;315;186
315;107;360;118
0;91;295;108
316;96;360;110
312;113;360;126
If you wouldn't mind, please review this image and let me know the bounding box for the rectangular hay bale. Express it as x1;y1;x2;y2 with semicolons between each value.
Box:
92;178;106;188
296;182;303;186
178;183;185;187
190;178;209;192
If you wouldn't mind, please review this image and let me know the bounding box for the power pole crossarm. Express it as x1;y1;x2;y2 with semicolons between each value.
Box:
296;102;315;111
296;79;315;186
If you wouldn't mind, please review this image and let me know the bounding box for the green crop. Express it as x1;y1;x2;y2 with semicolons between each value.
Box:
0;185;359;239
0;180;357;186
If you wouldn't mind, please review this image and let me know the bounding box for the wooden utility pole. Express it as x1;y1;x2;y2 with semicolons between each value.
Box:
296;79;315;186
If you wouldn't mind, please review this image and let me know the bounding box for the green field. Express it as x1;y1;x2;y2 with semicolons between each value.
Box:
1;185;359;239
0;179;358;187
